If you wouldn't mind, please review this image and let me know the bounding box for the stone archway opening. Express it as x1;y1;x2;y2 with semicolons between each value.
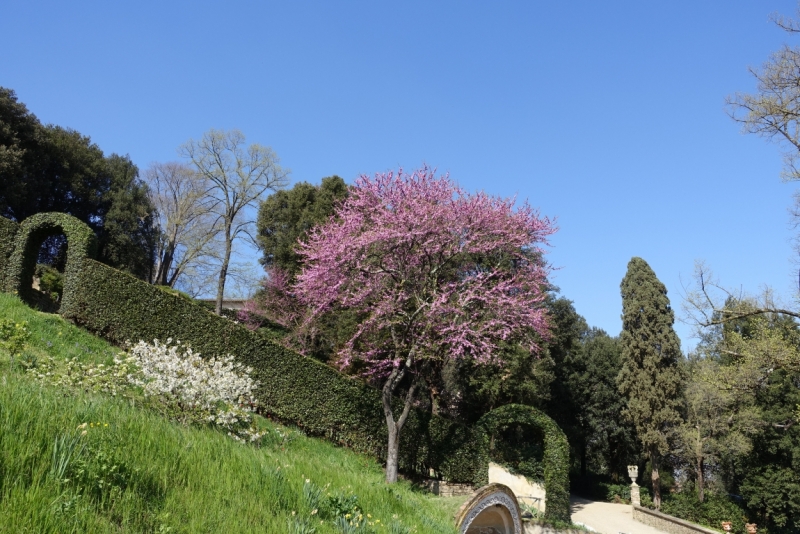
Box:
455;483;523;534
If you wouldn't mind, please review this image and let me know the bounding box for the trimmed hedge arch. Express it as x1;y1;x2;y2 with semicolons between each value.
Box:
0;217;19;288
478;404;570;523
4;212;97;315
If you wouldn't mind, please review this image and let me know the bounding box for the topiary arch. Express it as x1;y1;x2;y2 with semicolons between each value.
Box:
478;404;571;523
4;212;97;315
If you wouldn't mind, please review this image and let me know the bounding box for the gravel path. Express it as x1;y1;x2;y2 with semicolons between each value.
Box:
570;496;669;534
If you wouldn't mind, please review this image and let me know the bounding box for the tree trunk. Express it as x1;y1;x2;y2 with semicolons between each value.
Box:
381;365;417;484
651;452;661;510
386;424;400;484
155;243;174;286
215;226;232;315
697;457;705;503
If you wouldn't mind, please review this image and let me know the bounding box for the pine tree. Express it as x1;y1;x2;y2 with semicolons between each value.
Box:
618;257;683;509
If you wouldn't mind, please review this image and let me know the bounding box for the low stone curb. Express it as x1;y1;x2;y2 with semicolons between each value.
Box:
633;505;722;534
524;523;586;534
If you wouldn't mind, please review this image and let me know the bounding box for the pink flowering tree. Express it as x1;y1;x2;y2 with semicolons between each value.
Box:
295;167;556;483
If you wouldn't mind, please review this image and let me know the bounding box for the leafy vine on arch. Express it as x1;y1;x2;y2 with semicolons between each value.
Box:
478;404;570;523
4;212;97;314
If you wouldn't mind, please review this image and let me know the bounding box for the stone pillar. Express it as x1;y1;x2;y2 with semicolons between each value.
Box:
630;483;640;507
627;465;640;507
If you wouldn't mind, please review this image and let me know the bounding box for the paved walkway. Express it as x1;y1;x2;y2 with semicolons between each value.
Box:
570;496;669;534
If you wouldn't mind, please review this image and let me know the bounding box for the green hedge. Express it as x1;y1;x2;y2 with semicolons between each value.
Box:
62;257;489;484
0;217;19;288
3;212;96;315
0;212;569;492
478;404;571;523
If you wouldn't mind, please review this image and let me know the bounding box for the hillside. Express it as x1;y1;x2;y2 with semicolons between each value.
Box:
0;293;461;533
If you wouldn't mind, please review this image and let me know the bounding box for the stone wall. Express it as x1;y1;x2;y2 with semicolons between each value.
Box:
489;462;546;513
633;505;722;534
419;479;474;497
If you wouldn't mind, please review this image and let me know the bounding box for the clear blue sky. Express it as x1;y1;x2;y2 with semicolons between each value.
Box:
3;1;799;350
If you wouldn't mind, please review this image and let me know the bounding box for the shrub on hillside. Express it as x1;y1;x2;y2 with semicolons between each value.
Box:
29;339;266;444
0;318;30;358
660;490;748;534
35;263;64;300
125;339;265;443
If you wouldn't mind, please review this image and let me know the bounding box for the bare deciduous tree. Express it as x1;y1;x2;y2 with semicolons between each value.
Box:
145;162;220;288
726;6;800;181
180;129;289;314
681;261;800;330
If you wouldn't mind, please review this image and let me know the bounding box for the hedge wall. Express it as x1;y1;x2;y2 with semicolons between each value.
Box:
0;217;19;288
0;213;570;492
3;213;96;315
478;404;571;523
63;257;489;484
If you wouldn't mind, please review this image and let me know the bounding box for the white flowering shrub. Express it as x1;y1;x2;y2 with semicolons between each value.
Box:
124;339;266;443
30;339;266;444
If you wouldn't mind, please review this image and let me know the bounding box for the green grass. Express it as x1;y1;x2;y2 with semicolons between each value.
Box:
0;293;458;533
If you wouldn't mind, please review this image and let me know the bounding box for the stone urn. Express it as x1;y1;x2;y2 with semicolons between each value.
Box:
721;521;732;532
746;523;757;534
627;465;640;506
627;465;638;483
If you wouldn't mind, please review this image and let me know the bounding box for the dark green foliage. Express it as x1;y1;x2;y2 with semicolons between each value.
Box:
440;341;554;425
618;257;683;508
575;329;639;480
256;175;348;276
0;87;156;278
544;297;589;470
738;369;800;533
0;88;41;219
246;176;351;361
4;213;96;316
0;216;18;287
660;490;748;534
478;404;570;523
154;284;193;301
537;297;638;482
94;154;158;280
59;256;488;484
35;263;63;300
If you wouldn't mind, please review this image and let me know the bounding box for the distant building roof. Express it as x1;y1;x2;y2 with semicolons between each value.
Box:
198;298;247;310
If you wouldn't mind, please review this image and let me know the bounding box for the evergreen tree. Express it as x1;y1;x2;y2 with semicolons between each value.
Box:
618;257;683;509
256;175;348;277
0;87;157;278
579;329;640;481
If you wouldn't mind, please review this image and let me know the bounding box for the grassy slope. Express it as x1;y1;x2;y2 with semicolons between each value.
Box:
0;293;461;534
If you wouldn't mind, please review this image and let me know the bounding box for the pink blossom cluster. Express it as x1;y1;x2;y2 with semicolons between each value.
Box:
295;166;556;376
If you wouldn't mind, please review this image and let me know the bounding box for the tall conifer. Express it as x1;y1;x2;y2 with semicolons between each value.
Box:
618;257;683;509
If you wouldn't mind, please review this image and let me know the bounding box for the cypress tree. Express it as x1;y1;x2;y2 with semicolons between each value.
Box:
618;257;683;510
